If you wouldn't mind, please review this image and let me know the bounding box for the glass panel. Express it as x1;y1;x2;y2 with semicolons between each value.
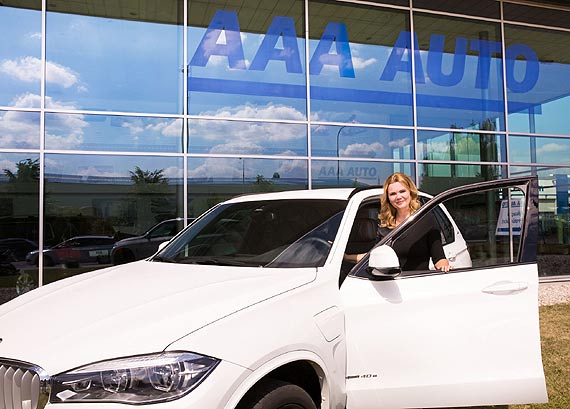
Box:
418;131;506;162
311;125;413;160
0;110;40;149
510;166;570;277
40;154;183;284
510;135;570;164
504;2;570;30
308;1;413;126
189;119;307;156
414;13;505;130
45;113;183;153
0;153;40;304
429;185;525;270
505;25;570;135
188;157;308;217
46;0;183;114
0;2;41;107
413;0;500;19
187;0;306;119
312;159;414;188
418;163;507;194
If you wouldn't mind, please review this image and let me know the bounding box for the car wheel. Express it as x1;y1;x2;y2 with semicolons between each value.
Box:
36;255;54;267
113;249;135;265
236;379;317;409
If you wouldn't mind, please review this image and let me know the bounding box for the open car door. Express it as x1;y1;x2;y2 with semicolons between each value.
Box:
341;176;547;408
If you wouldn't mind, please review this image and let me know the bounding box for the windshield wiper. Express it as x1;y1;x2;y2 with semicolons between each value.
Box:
178;256;262;267
152;255;176;263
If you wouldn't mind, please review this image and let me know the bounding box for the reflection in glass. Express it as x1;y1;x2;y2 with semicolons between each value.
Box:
312;125;413;159
0;3;41;107
312;159;413;188
510;166;570;277
0;110;40;149
0;153;40;304
189;119;307;156
40;153;183;284
510;135;570;164
413;0;500;19
46;0;183;114
308;2;413;126
187;1;306;118
418;163;507;194
413;13;504;130
188;157;308;217
505;25;570;136
418;131;506;162
45;113;183;153
504;3;570;30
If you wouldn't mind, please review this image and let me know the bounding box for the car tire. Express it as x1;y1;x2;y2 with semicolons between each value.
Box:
236;379;317;409
36;255;54;267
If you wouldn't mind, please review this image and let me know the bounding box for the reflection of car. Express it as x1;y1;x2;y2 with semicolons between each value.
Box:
25;236;115;267
0;177;547;409
0;238;38;261
110;218;187;265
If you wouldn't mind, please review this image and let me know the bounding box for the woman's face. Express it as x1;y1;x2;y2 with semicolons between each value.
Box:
387;181;411;213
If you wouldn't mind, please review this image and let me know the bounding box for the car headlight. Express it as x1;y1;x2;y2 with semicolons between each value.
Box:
50;351;220;404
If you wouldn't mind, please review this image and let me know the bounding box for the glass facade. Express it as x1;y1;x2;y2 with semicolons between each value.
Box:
1;0;569;303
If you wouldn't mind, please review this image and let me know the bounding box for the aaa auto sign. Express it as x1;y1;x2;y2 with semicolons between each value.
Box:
186;10;550;112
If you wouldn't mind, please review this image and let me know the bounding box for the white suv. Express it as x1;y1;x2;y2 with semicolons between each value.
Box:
0;177;547;409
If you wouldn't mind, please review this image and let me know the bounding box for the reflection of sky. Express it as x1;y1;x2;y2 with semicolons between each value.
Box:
1;5;570;176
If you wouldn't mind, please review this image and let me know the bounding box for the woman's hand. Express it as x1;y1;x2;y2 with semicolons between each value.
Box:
435;258;452;272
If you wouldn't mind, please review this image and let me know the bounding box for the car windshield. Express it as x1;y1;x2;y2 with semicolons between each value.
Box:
153;199;347;268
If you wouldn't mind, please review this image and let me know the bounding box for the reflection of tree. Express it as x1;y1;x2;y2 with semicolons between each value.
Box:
4;158;40;184
253;174;273;192
128;166;174;221
2;158;40;217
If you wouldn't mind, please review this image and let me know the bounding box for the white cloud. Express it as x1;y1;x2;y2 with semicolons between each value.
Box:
0;56;79;88
388;137;411;148
0;93;85;148
538;143;567;154
341;142;384;157
352;56;377;70
193;104;305;145
146;119;183;138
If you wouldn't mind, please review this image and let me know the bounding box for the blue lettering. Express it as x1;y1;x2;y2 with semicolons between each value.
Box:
309;22;355;78
380;31;425;83
250;16;302;73
505;44;539;93
469;39;502;89
189;10;246;70
427;34;468;86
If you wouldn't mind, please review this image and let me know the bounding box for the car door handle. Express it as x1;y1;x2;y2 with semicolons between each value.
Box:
482;281;529;295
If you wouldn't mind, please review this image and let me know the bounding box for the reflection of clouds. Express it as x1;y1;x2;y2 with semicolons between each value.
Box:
209;141;264;155
194;104;305;144
341;142;384;157
538;143;567;155
0;159;16;173
388;137;411;148
162;166;183;179
188;157;242;179
146;119;183;137
0;93;83;148
275;158;307;178
352;56;377;70
0;57;79;88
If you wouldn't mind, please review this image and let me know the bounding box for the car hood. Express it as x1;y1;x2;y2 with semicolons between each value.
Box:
0;261;316;374
115;235;146;244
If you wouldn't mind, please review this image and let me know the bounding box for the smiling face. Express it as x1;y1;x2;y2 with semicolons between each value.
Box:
387;181;411;214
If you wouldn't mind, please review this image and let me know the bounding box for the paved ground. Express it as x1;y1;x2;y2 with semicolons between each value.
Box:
539;279;570;306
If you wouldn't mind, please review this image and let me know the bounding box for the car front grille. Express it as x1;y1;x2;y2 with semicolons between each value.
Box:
0;359;49;409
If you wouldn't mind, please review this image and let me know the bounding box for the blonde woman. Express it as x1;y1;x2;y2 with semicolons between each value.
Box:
345;172;451;272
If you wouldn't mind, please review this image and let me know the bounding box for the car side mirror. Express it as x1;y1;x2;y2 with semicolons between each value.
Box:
369;245;401;278
157;241;170;252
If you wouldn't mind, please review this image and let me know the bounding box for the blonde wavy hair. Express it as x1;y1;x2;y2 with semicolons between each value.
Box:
379;172;421;229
